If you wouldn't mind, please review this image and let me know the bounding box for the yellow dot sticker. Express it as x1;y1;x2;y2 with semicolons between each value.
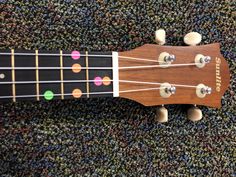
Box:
103;76;111;86
72;63;81;73
72;89;82;98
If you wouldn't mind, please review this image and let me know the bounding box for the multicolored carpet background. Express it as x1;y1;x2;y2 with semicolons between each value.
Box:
0;0;235;176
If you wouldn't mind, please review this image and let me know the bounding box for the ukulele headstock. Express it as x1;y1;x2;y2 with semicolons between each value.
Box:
118;30;230;122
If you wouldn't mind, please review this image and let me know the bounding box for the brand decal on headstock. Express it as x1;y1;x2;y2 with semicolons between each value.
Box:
216;57;221;92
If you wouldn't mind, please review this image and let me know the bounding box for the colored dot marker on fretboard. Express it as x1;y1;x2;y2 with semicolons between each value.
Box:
103;76;111;86
72;89;82;98
44;90;54;100
94;77;102;86
72;63;81;73
71;51;80;60
0;73;5;79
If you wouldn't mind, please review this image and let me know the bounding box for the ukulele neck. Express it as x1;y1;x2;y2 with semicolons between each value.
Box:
0;50;119;102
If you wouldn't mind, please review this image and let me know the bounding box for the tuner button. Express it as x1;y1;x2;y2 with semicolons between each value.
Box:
155;29;166;45
187;106;202;122
184;32;202;46
156;106;168;123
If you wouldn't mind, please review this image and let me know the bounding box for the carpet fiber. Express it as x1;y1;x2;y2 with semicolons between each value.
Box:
0;0;235;176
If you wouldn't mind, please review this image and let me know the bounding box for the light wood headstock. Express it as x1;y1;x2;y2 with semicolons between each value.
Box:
118;43;230;108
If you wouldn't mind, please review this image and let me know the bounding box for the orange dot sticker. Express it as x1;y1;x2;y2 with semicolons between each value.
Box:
72;63;81;73
72;89;82;98
103;76;111;86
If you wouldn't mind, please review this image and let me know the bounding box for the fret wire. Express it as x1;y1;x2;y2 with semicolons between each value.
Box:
35;50;40;101
11;49;16;102
0;53;112;57
60;50;64;100
85;51;90;98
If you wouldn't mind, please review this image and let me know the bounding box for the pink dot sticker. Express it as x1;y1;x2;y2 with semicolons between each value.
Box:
71;51;80;60
94;76;102;86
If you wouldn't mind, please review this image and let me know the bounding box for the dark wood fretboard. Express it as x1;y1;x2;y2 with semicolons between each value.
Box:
0;50;118;102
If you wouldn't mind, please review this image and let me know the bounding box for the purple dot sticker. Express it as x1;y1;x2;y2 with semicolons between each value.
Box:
94;76;102;86
71;51;80;60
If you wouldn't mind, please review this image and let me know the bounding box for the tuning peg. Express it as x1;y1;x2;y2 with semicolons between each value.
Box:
187;106;202;122
196;84;212;98
160;83;176;98
155;29;166;45
184;32;202;46
156;106;168;123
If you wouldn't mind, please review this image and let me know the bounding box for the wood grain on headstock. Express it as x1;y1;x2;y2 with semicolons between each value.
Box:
118;43;230;108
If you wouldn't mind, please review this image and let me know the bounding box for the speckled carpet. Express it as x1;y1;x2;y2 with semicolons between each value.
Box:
0;0;235;176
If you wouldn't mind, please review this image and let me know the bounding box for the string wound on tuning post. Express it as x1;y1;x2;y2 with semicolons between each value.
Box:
158;52;176;68
165;86;176;94
200;56;211;64
164;54;176;63
201;86;212;95
196;84;212;98
195;54;211;68
160;83;176;98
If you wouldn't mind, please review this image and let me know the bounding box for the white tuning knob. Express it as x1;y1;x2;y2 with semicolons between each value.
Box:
155;29;166;45
156;106;168;123
187;106;202;122
184;32;202;46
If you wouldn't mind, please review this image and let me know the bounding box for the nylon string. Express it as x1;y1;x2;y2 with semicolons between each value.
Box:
0;79;198;99
0;87;162;99
0;62;202;71
0;52;203;69
0;79;197;88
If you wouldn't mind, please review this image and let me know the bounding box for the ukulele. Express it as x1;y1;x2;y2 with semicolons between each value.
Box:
0;30;230;122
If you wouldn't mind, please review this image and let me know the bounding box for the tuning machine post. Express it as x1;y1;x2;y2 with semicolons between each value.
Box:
158;52;176;67
195;54;211;68
196;84;212;98
160;83;176;98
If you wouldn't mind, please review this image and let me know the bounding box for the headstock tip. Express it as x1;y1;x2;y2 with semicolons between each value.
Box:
118;42;230;109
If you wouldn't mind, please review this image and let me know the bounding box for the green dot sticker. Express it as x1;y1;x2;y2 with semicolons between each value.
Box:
44;90;54;100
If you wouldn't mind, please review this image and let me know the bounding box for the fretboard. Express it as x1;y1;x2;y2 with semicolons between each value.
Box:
0;50;119;102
